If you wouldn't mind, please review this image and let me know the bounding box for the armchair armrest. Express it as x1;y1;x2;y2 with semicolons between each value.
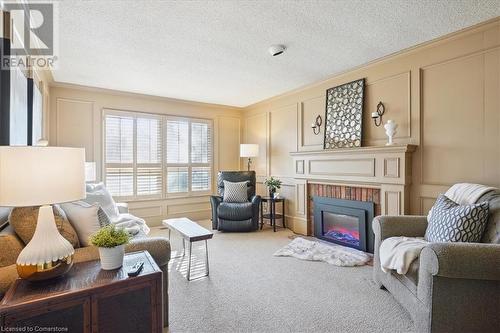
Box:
210;195;223;230
250;195;261;205
420;242;500;280
116;202;129;214
126;237;171;267
372;215;428;242
250;195;262;230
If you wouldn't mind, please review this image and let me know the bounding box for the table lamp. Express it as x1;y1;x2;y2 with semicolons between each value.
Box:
240;144;259;171
0;146;86;281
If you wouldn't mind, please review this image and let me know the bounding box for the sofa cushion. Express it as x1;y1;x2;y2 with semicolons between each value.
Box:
0;226;24;267
217;202;253;220
0;207;11;230
425;195;489;243
392;259;419;295
61;201;111;247
84;182;120;220
0;264;17;297
222;181;249;203
9;205;80;248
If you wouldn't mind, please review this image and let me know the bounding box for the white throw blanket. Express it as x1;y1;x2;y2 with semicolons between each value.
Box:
274;237;371;267
445;183;496;205
112;213;150;237
379;237;428;274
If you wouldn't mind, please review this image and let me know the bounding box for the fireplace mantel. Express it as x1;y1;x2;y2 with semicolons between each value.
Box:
290;144;416;185
289;145;417;235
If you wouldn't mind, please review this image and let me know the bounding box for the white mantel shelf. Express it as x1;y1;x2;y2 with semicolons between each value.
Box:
288;145;418;232
290;144;417;156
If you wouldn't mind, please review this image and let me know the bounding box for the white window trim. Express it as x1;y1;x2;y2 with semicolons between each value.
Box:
102;109;213;201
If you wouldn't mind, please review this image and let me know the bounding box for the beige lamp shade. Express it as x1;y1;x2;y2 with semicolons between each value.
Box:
240;144;259;158
0;146;86;207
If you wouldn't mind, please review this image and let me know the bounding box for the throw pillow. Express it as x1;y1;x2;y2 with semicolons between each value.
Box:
9;205;80;248
425;194;489;243
83;182;119;220
223;180;248;203
0;226;25;267
479;192;500;244
61;201;111;247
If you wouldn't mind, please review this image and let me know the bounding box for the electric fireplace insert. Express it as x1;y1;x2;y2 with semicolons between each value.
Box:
313;196;375;253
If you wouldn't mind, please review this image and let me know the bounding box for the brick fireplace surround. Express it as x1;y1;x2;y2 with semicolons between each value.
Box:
308;184;381;236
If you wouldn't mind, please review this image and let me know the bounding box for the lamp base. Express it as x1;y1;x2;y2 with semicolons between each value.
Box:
16;205;75;281
17;254;74;281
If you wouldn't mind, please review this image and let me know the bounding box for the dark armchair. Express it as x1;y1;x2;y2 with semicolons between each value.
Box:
210;171;261;232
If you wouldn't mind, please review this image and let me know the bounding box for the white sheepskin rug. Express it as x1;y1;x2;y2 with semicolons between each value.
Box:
273;237;372;266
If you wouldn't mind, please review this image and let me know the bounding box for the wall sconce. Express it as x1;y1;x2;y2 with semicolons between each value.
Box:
311;115;322;135
371;102;385;127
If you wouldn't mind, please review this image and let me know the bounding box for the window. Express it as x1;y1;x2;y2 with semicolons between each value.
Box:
165;117;212;195
31;82;43;145
103;110;212;199
10;66;28;145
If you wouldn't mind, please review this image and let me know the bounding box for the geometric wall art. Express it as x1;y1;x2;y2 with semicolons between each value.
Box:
324;78;365;149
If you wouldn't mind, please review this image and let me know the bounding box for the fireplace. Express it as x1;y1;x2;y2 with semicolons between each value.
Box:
313;196;375;253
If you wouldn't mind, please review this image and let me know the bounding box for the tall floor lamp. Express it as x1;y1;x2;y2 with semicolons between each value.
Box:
240;144;259;171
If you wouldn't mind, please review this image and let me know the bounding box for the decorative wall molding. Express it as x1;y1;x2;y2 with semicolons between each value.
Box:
55;98;95;161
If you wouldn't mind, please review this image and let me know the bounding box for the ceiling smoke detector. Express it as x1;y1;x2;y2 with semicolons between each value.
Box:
268;44;286;57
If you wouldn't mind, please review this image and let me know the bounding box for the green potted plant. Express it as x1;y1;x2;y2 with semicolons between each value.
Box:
90;225;130;270
264;177;282;198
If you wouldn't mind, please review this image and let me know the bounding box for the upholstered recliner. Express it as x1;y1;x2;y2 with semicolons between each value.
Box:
210;171;261;232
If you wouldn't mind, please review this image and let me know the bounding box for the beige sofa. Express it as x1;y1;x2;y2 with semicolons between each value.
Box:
0;205;171;327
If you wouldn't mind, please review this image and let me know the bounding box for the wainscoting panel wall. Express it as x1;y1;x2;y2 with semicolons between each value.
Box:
55;98;94;161
300;96;324;150
269;104;298;177
244;112;268;177
243;18;500;234
216;116;241;171
363;71;411;145
49;85;242;226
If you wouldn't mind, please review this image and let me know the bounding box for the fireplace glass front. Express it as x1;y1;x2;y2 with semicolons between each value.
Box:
322;212;360;248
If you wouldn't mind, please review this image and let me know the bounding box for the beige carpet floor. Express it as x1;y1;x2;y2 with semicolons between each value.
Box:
150;220;415;333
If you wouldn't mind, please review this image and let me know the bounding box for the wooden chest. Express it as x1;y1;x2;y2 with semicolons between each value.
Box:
0;251;162;333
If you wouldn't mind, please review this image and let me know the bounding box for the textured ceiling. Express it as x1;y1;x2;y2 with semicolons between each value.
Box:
53;0;500;107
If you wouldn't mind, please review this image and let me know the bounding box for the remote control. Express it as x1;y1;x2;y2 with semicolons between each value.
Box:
127;261;144;277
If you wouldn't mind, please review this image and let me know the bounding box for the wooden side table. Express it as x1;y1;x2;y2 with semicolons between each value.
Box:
260;197;286;232
0;251;162;333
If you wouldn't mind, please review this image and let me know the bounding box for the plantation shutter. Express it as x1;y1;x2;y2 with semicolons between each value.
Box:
104;111;211;198
136;116;162;196
104;114;134;197
165;119;189;194
191;121;211;192
166;119;189;164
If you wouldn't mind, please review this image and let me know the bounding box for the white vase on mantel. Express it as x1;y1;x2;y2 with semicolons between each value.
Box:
384;120;398;146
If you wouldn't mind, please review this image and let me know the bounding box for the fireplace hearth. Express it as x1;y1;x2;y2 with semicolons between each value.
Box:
313;196;375;253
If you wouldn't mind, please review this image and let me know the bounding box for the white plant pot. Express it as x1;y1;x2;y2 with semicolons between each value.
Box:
98;244;125;270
